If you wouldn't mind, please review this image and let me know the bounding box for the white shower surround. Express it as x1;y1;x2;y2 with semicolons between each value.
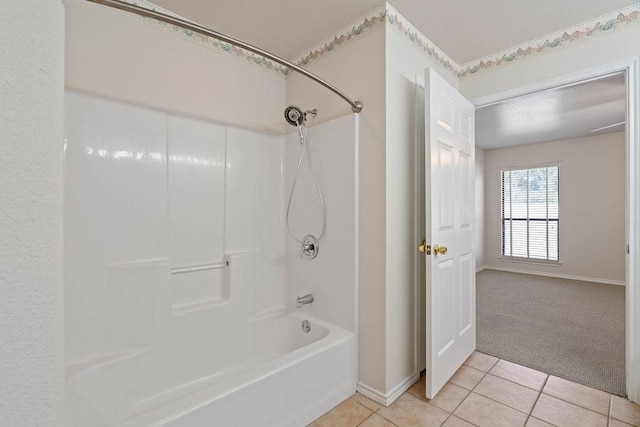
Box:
64;91;359;426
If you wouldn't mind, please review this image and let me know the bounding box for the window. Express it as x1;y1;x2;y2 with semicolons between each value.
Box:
501;165;559;261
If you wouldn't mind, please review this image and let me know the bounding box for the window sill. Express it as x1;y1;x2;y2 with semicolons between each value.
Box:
498;256;562;266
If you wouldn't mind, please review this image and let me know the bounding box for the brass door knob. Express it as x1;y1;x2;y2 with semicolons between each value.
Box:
432;244;447;255
418;239;431;255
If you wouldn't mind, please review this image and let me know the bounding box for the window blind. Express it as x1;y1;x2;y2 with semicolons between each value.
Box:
501;166;559;261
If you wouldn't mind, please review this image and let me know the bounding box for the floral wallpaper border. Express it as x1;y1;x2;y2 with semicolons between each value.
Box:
385;4;459;78
291;5;386;67
121;0;289;75
111;0;640;79
459;3;640;77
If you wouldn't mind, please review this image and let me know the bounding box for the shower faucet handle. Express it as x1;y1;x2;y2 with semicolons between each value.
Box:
301;241;315;254
300;235;319;259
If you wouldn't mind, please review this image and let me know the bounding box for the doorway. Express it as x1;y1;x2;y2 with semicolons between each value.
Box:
475;72;626;395
416;58;640;402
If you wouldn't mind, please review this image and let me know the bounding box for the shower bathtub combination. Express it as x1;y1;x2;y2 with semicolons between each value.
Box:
64;91;359;426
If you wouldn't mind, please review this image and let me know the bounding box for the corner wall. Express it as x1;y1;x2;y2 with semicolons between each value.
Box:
287;20;388;394
286;2;463;400
385;17;460;398
0;1;65;425
484;133;626;283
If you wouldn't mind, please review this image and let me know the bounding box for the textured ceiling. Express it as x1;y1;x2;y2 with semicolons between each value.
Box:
476;73;626;150
150;0;637;62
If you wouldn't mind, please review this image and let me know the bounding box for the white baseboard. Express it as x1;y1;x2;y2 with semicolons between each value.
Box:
386;372;420;405
356;382;387;406
484;265;626;286
476;265;488;273
357;371;419;407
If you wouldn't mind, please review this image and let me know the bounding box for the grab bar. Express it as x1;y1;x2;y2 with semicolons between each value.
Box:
171;260;228;274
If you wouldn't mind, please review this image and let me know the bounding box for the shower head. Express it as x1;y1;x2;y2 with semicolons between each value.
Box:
284;105;304;126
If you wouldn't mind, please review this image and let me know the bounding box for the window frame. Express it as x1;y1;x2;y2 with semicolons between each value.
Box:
500;163;560;264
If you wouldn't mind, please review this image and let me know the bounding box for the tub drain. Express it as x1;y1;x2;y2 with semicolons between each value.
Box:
302;320;311;333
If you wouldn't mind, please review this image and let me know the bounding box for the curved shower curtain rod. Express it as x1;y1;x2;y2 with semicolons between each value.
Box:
86;0;364;113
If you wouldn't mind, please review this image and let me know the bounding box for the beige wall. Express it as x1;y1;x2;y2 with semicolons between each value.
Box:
287;26;388;393
0;0;65;424
65;0;286;133
484;132;626;283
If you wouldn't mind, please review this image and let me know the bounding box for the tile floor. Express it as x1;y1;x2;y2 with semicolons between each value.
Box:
309;351;640;427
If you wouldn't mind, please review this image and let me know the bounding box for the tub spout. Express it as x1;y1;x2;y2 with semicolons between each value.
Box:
296;294;314;308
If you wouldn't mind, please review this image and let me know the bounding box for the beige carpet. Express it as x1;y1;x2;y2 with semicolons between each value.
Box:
476;270;625;396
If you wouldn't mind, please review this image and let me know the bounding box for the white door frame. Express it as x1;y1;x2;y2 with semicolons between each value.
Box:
470;57;640;403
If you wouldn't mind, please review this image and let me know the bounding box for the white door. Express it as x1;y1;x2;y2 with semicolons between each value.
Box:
423;67;476;398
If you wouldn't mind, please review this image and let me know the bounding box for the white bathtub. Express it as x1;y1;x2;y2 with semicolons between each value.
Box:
65;311;357;427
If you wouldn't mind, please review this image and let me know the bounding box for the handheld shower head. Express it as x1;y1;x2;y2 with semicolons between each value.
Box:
284;105;304;126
